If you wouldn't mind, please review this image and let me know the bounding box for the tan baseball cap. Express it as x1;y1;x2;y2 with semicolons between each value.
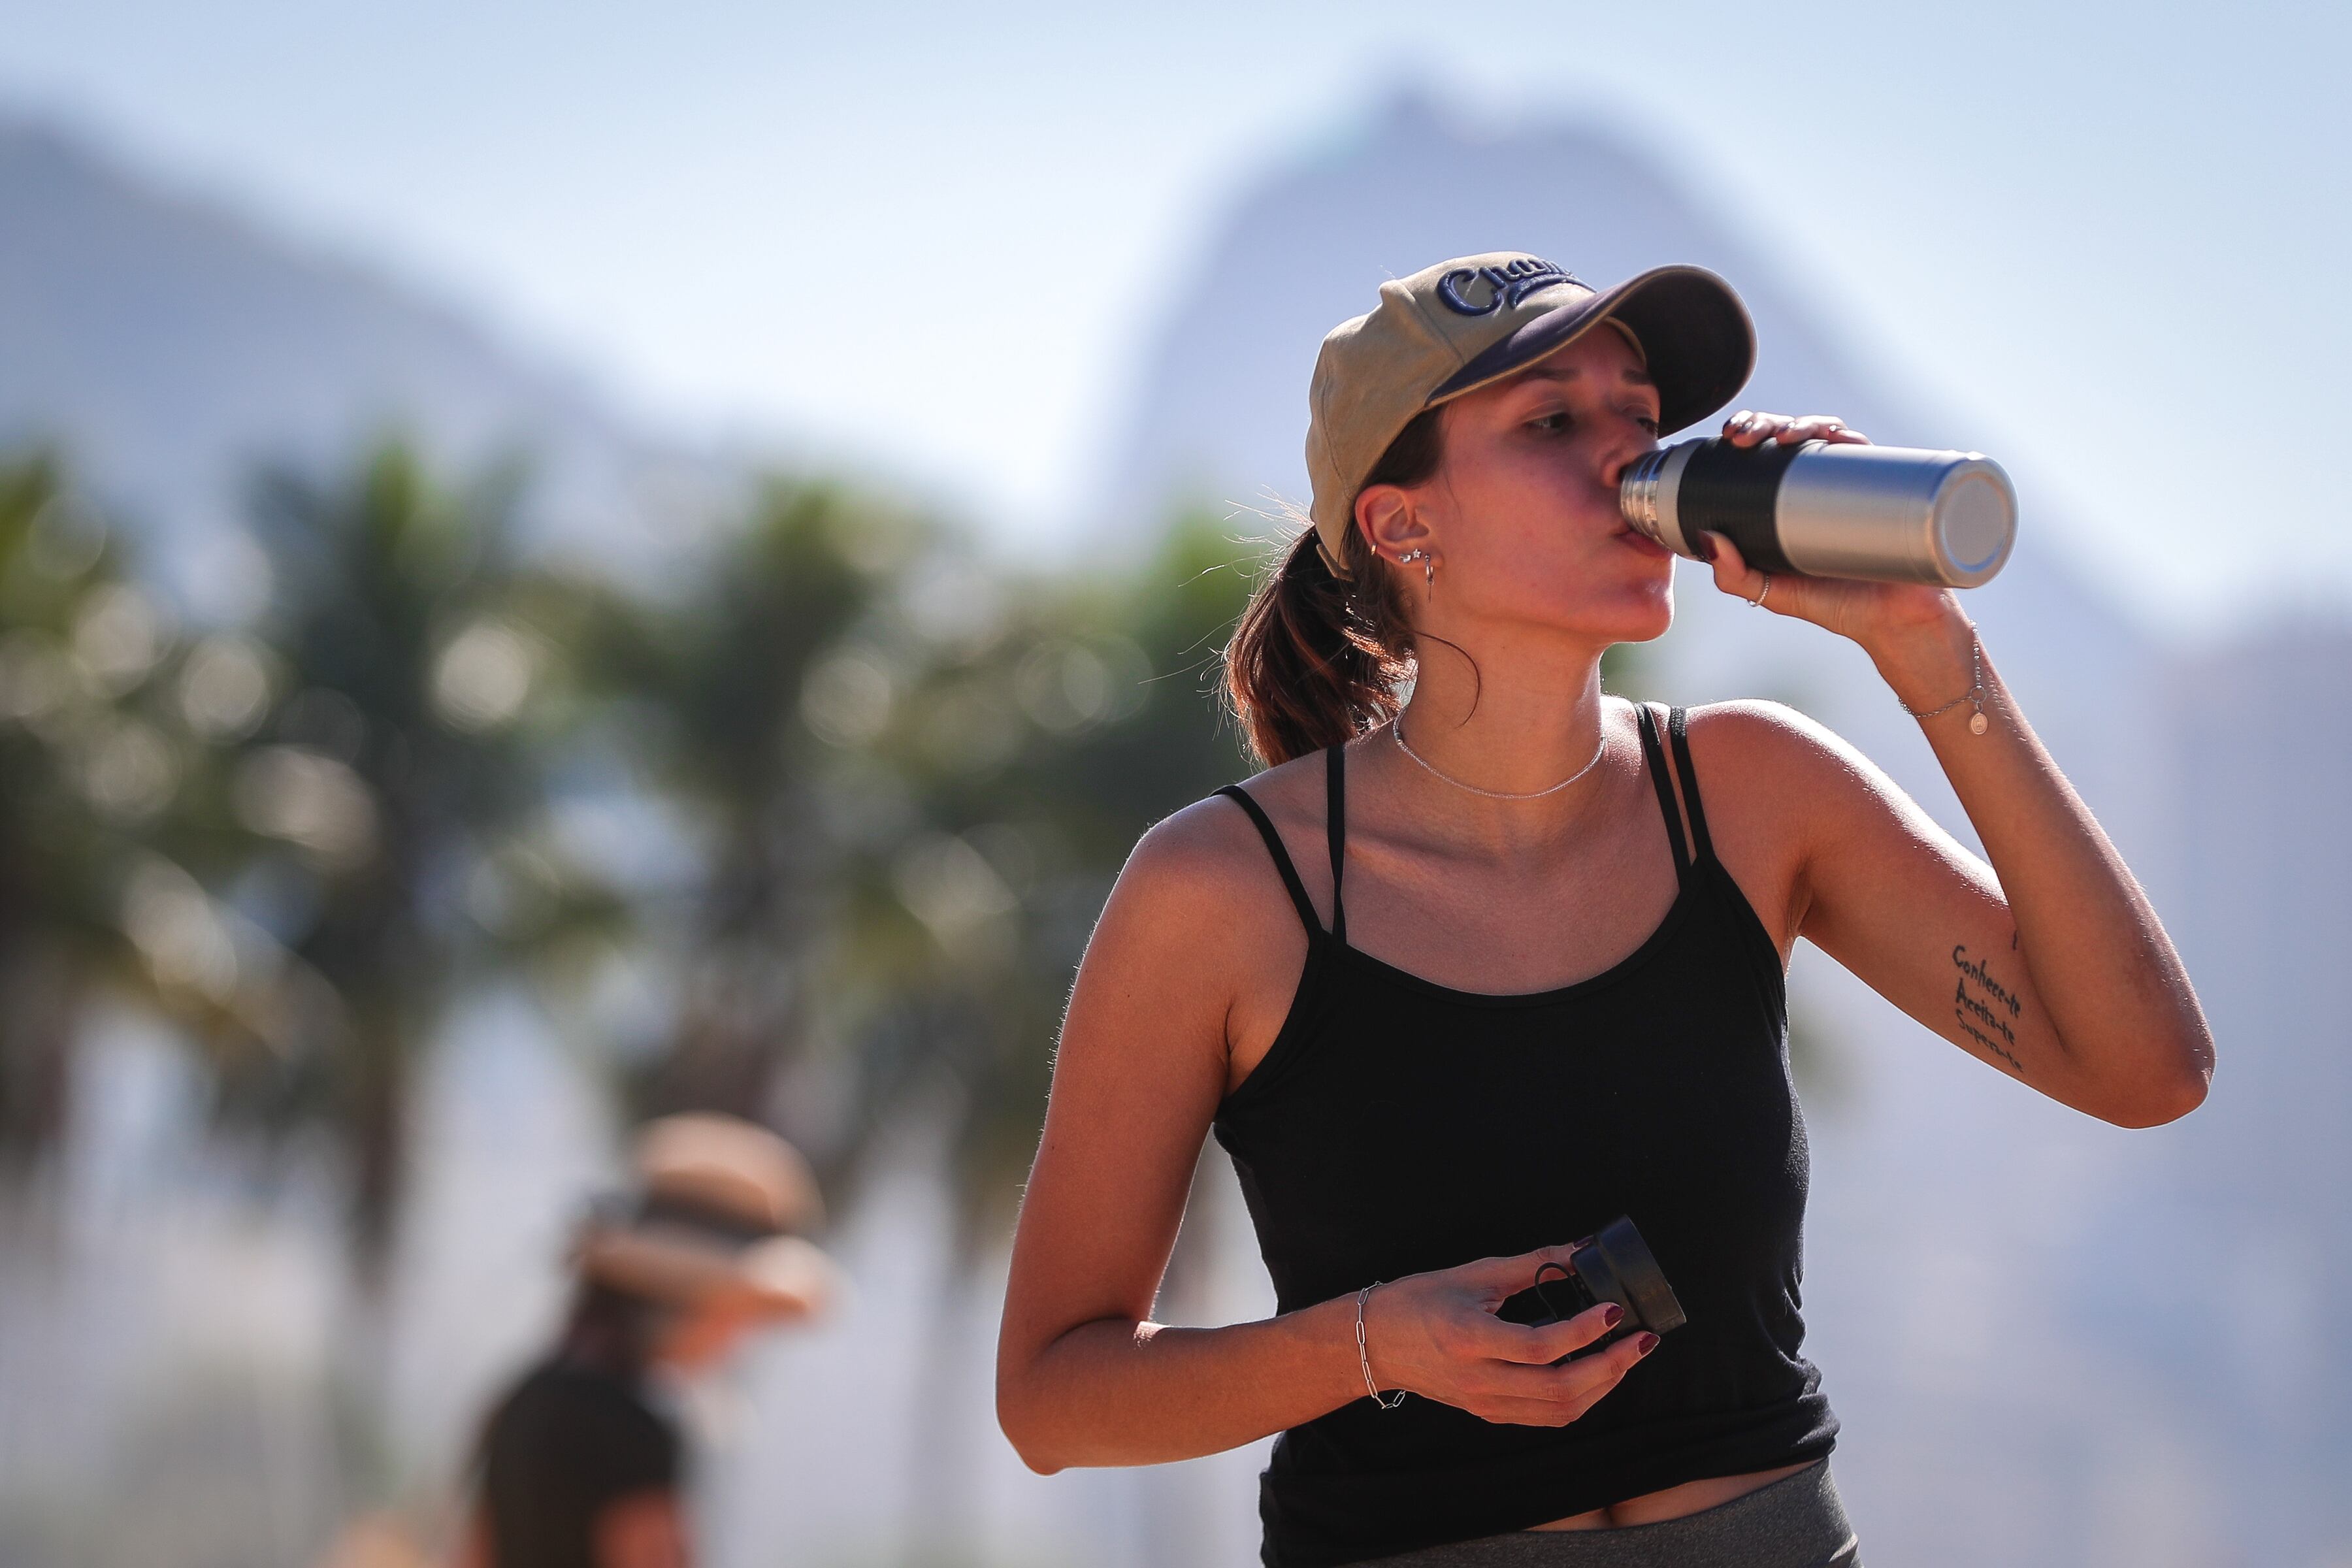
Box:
1305;254;1755;577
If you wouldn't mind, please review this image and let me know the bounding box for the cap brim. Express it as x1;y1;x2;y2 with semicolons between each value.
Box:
1425;264;1755;435
578;1227;841;1322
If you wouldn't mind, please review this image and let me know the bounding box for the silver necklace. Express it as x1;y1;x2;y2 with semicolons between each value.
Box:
1390;708;1611;801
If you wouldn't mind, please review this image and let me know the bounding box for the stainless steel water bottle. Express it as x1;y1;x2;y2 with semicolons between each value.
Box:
1619;438;2017;587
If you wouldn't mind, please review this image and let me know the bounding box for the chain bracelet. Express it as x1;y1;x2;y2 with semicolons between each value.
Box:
1355;1282;1407;1409
1901;623;1990;735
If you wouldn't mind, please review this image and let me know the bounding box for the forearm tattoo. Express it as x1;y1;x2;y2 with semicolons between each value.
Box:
1951;939;2026;1073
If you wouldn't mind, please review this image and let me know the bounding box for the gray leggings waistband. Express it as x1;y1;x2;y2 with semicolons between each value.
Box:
1357;1458;1861;1568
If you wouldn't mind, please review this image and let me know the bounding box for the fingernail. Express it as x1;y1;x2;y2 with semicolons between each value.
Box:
1636;1333;1660;1356
1602;1304;1625;1328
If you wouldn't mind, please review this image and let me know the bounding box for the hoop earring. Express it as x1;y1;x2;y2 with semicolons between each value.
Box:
1397;549;1434;587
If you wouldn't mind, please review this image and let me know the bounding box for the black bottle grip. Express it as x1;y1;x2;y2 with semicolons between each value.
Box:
1674;438;1806;575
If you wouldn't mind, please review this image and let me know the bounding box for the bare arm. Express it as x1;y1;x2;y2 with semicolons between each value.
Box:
994;806;1364;1471
1849;619;2207;1121
1699;415;2213;1126
994;799;1642;1473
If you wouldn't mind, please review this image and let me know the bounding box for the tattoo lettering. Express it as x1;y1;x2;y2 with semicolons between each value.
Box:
1950;943;2026;1073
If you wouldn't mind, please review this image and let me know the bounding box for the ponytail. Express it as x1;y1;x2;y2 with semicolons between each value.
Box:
1222;406;1446;767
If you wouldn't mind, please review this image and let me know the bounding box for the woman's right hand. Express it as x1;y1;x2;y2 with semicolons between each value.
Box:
1357;1243;1659;1426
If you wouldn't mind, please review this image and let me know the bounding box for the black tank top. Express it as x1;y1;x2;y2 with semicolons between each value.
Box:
1209;703;1837;1568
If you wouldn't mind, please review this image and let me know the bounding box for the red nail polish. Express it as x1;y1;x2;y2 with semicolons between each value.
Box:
1636;1333;1660;1356
1602;1304;1625;1329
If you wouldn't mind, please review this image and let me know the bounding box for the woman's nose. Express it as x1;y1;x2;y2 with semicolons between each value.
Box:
1600;433;1658;491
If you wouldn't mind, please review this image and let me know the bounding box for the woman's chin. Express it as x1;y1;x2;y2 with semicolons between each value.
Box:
1611;574;1676;642
1560;598;1671;647
1491;561;1674;642
1618;602;1674;644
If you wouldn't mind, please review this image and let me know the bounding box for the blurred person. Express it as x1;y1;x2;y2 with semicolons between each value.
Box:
453;1113;840;1568
996;255;2213;1567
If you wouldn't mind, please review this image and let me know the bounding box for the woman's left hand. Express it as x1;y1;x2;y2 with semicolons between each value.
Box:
1699;410;1959;646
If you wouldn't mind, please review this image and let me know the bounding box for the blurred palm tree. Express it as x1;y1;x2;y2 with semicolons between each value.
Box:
557;478;924;1164
0;455;311;1169
860;510;1257;1242
0;455;164;1164
229;440;628;1277
593;483;1258;1203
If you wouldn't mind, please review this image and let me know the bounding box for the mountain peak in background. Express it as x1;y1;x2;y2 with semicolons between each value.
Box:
1094;93;1925;545
0;114;717;608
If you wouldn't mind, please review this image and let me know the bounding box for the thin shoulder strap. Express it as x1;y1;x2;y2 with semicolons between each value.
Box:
1666;706;1718;864
1325;742;1348;945
1215;783;1324;936
1633;702;1694;875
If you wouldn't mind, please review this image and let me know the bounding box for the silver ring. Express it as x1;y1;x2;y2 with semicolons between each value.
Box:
1749;572;1772;608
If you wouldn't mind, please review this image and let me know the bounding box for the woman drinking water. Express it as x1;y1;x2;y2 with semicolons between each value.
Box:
992;253;2212;1567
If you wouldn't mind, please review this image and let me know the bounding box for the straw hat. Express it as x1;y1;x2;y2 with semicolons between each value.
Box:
572;1113;841;1322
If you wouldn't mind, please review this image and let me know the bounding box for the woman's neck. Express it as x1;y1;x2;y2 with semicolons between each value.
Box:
1397;636;1610;771
1378;637;1624;846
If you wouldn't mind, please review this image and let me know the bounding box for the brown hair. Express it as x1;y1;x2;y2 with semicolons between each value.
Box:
1223;406;1446;766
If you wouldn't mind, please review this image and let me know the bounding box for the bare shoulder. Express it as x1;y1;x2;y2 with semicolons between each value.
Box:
1124;761;1299;900
1678;696;1955;874
1066;760;1322;1088
1671;700;1899;946
1680;698;1881;803
1135;744;1331;863
1105;753;1328;953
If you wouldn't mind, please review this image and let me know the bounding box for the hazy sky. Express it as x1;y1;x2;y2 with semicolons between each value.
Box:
1;0;2344;630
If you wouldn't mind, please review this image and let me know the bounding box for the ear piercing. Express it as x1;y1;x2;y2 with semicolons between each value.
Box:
1396;549;1434;585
